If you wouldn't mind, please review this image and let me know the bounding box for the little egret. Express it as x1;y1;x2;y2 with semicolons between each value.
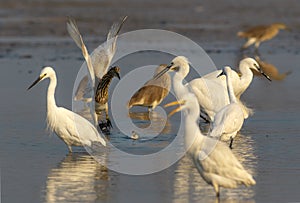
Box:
170;92;256;197
191;57;271;120
161;57;256;196
209;66;245;149
155;56;231;122
237;23;289;50
28;67;106;152
128;64;171;111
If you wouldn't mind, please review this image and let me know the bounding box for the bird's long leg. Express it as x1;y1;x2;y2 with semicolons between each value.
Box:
67;145;73;153
229;137;234;149
200;114;210;123
242;38;256;49
213;183;220;197
105;103;112;129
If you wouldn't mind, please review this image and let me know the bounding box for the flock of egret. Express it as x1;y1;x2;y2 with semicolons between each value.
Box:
157;56;256;196
28;17;290;197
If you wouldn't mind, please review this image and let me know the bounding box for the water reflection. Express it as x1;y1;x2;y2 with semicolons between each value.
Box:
253;56;291;81
43;153;108;203
172;133;257;203
128;111;172;135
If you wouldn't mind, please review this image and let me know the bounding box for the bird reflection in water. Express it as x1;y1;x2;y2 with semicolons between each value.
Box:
44;153;108;203
172;133;257;202
253;56;291;81
128;110;172;136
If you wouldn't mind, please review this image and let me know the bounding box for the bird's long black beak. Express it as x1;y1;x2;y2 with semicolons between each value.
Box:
154;64;172;80
217;71;225;78
27;76;43;90
116;72;121;80
255;63;272;81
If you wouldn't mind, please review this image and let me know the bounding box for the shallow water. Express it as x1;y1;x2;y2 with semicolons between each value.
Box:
1;0;300;201
1;38;299;202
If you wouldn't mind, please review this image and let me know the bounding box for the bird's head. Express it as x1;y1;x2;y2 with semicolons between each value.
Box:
154;56;190;80
109;66;121;79
217;66;232;78
27;66;56;90
273;23;290;31
240;58;271;81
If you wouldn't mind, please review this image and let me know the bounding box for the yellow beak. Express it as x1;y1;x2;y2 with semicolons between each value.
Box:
164;100;185;117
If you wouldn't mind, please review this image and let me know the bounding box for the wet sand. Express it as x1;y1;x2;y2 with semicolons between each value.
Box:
1;0;300;202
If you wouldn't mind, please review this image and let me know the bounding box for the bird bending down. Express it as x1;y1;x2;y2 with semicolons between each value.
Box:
162;56;256;197
196;57;271;120
128;64;171;111
209;66;245;149
95;66;121;129
28;67;106;153
237;23;289;50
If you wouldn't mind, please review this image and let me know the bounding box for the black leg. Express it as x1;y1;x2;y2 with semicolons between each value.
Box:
229;137;234;149
200;114;210;123
106;118;113;129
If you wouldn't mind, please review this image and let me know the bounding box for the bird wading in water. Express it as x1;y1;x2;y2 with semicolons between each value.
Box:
28;67;106;153
95;66;121;130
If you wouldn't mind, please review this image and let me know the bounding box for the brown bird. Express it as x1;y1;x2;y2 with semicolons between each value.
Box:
128;64;171;111
237;23;289;50
95;66;120;128
253;56;291;81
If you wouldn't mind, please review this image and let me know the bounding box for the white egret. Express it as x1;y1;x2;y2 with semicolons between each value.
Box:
156;56;230;122
194;58;271;120
209;66;245;149
157;57;271;122
170;92;256;197
128;64;171;111
162;57;256;196
28;67;106;152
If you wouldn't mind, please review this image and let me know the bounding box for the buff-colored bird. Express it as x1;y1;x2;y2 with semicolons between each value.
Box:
253;56;291;81
128;64;171;111
237;23;289;50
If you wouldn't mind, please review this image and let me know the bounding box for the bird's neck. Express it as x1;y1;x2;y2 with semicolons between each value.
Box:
226;72;237;103
238;64;254;93
47;76;57;113
95;72;115;103
173;73;186;99
184;110;203;154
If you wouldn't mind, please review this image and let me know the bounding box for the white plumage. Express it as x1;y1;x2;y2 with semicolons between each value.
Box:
28;67;106;152
67;16;127;100
164;56;256;196
159;57;271;122
209;66;245;149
